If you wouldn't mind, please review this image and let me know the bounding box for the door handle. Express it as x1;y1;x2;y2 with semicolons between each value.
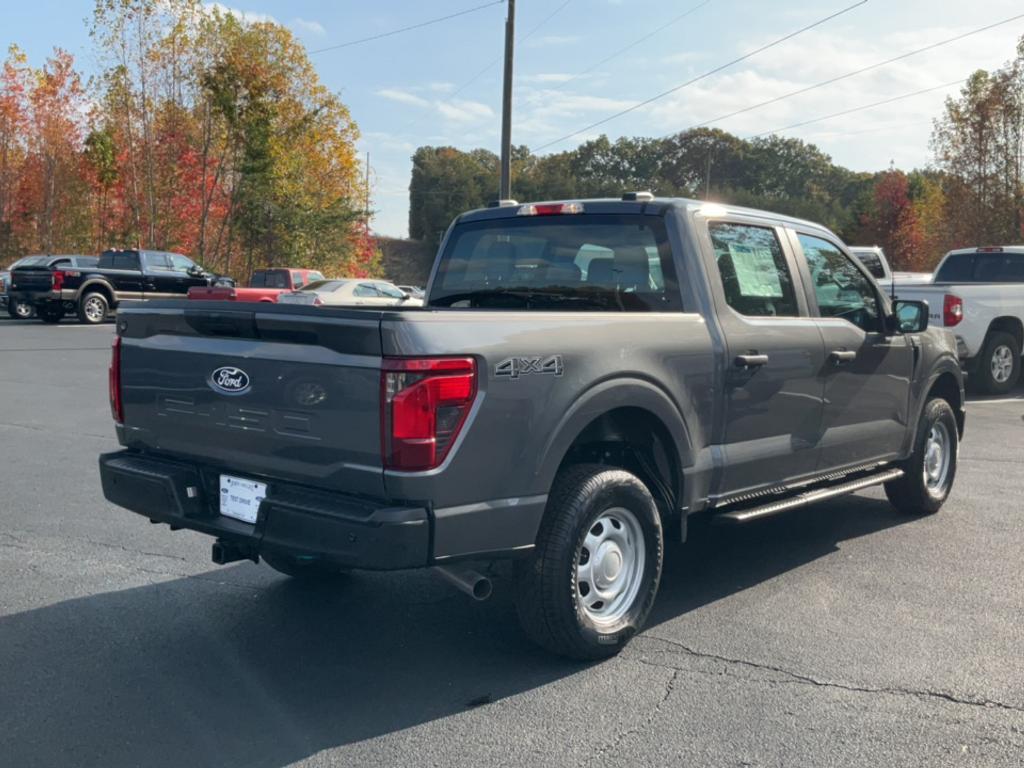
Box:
829;350;857;365
734;353;769;368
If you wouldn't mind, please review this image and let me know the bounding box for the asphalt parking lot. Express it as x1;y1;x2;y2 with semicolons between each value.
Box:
1;315;1022;768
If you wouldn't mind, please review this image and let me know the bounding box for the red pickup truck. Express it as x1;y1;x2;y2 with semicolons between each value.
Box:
188;268;325;303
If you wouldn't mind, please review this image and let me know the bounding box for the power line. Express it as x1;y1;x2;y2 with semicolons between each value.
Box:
309;0;505;54
546;0;714;93
441;0;574;103
530;0;868;153
399;0;573;140
749;79;965;139
681;11;1024;135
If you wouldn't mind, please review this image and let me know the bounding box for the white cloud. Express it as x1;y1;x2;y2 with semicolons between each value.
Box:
377;89;430;108
203;3;276;24
290;17;326;36
428;82;456;92
435;99;494;123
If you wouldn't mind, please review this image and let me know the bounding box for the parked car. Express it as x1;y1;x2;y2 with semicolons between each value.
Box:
8;249;232;324
893;246;1024;394
7;255;100;322
276;279;423;307
99;195;964;660
849;246;931;292
397;284;426;299
188;267;326;303
2;255;47;319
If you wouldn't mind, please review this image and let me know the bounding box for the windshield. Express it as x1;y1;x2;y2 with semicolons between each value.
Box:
428;213;680;311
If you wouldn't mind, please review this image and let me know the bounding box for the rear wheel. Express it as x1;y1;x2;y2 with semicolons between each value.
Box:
261;552;350;581
37;303;63;324
8;300;33;319
885;398;958;515
77;292;109;325
514;464;663;660
974;331;1020;395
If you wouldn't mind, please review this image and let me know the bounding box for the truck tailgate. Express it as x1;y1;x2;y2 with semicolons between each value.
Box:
10;267;54;292
118;304;386;497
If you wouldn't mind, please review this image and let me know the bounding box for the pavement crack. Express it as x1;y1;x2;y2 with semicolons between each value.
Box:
638;634;1024;714
585;664;679;764
0;421;114;441
83;538;190;563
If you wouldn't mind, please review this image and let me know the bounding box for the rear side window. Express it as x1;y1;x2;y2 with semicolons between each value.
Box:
75;256;99;268
853;250;885;279
142;252;171;271
100;251;140;270
974;254;1024;283
429;213;680;311
934;254;974;282
708;222;799;317
354;284;380;297
251;270;289;288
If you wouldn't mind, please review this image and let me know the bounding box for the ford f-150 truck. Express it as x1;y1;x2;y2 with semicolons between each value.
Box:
893;246;1024;394
9;248;232;324
99;196;966;659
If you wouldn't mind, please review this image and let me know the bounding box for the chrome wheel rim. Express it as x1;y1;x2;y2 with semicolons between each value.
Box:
84;296;105;322
923;421;951;492
990;345;1014;383
576;507;645;626
14;302;32;318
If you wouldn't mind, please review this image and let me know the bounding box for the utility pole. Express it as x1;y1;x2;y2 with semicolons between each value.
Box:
365;152;371;225
499;0;515;200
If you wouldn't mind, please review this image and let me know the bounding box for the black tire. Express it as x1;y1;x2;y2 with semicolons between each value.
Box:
514;464;663;660
885;398;958;515
973;331;1020;395
77;292;109;325
37;303;63;324
8;301;33;319
261;552;350;581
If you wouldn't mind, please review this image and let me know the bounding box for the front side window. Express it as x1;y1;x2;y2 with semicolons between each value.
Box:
169;254;195;273
798;234;881;332
429;213;680;311
291;271;304;288
376;283;406;299
708;222;799;317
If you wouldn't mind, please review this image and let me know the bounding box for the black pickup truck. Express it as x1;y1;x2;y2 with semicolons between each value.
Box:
8;249;232;324
99;196;965;659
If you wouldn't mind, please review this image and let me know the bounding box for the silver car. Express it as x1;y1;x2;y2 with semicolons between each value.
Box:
276;279;423;307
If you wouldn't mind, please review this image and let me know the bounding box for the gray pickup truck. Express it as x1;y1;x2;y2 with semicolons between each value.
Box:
99;195;965;659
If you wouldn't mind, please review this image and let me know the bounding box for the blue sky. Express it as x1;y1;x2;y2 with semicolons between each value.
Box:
5;0;1024;237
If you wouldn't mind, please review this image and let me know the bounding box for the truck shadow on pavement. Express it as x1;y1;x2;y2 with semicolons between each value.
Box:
1;495;907;768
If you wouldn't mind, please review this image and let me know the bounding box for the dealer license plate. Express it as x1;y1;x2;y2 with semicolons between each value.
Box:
219;475;267;524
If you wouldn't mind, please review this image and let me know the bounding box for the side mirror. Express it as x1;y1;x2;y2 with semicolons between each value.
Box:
893;299;929;333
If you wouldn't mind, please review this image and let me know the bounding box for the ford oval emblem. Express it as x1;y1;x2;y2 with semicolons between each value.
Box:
210;366;251;395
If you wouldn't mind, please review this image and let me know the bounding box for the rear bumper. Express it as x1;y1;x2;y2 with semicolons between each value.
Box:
99;451;430;570
8;290;61;306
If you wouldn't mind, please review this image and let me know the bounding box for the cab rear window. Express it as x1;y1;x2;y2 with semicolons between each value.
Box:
428;213;680;311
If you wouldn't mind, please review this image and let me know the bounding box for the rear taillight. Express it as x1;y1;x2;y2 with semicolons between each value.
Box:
109;336;123;423
312;295;323;306
381;357;477;471
943;294;963;327
52;270;65;291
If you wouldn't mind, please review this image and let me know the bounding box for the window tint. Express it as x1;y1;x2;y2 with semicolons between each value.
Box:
75;256;99;268
852;250;885;279
251;270;288;288
708;222;799;317
798;234;881;332
974;253;1024;283
430;214;679;311
100;251;140;270
934;253;974;282
142;252;171;271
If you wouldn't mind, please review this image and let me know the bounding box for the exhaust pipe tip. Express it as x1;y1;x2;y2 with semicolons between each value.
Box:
435;566;492;601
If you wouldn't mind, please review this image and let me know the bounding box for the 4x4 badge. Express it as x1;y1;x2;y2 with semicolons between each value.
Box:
495;355;564;379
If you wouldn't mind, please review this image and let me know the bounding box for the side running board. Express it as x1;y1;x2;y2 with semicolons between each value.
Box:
714;468;905;524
